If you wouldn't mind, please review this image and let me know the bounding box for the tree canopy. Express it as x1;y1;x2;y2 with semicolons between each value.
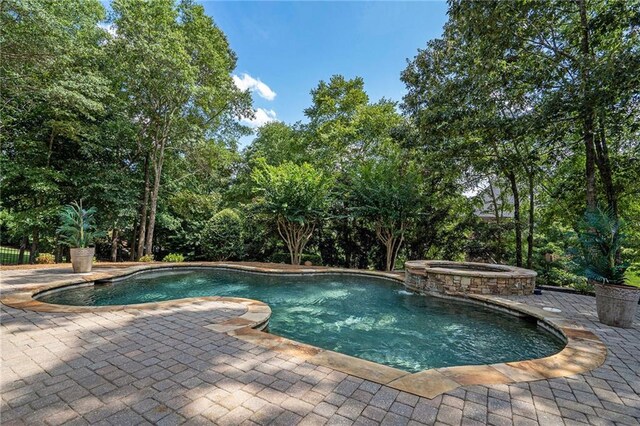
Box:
1;0;637;286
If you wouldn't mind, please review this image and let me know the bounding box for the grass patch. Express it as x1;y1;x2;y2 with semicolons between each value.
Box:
625;270;640;288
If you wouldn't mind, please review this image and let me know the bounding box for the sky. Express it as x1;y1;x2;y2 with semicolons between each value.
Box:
199;1;449;145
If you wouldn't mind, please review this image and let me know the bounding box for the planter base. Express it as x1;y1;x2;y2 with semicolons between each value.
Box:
70;248;95;273
595;282;640;328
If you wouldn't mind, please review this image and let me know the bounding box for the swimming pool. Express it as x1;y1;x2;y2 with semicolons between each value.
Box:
37;268;564;372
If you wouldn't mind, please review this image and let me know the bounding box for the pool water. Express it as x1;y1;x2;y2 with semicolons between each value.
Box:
38;269;564;372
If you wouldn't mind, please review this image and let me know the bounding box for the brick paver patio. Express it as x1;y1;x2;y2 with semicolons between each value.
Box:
1;265;639;425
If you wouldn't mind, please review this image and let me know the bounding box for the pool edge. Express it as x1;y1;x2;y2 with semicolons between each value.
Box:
0;262;607;399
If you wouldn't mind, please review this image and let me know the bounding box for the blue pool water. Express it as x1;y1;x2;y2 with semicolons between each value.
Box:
38;269;564;372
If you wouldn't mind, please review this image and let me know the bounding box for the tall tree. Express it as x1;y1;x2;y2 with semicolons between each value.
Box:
109;0;251;258
347;147;423;271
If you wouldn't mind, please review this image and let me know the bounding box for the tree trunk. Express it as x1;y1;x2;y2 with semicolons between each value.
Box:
487;180;504;263
343;219;352;268
111;229;119;262
55;243;63;264
130;216;138;261
526;170;535;269
18;236;28;264
29;230;39;264
376;224;404;272
136;154;151;259
579;0;597;210
583;114;597;210
507;171;523;267
54;234;62;263
145;140;166;257
594;114;617;217
277;218;314;265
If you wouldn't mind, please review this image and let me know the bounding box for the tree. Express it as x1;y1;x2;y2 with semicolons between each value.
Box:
109;0;251;258
202;209;244;261
441;0;639;220
401;19;539;267
252;161;332;265
304;75;404;170
1;0;112;261
244;122;307;166
347;148;423;271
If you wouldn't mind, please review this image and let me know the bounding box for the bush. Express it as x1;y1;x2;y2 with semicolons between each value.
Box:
202;209;244;261
270;252;322;265
162;253;184;263
571;280;595;295
138;254;154;262
538;266;587;288
36;253;55;264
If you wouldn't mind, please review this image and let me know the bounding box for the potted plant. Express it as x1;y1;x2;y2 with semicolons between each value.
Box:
58;201;105;273
576;207;639;328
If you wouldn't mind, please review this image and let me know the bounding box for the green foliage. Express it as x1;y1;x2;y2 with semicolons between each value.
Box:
35;253;55;264
625;265;640;288
270;253;322;265
138;254;154;262
162;253;184;263
348;150;422;230
347;147;423;270
538;266;588;288
3;0;637;276
252;161;332;226
202;209;244;261
57;201;106;248
571;280;595;295
252;160;332;265
576;207;629;286
464;220;515;264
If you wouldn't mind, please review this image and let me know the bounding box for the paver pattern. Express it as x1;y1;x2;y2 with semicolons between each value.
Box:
1;266;639;425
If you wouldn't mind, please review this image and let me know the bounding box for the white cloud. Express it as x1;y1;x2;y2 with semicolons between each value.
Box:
233;73;276;101
240;108;277;128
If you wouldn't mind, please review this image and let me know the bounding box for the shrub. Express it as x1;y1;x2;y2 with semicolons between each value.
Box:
571;280;595;295
36;253;55;264
270;252;322;265
538;266;587;288
138;254;154;262
162;253;184;263
202;209;244;261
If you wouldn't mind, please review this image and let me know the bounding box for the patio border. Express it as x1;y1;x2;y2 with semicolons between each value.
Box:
0;262;607;399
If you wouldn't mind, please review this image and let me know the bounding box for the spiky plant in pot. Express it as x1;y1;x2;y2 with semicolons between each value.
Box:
576;207;638;328
58;201;105;273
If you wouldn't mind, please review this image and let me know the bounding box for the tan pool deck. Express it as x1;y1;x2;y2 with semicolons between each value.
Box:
1;262;639;425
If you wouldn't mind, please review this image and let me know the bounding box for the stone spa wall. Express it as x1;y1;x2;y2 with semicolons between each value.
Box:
405;260;537;296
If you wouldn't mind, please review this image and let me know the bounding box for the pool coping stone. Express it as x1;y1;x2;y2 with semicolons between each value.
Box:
0;261;607;399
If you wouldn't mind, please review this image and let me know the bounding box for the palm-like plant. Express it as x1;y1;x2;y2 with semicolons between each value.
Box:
58;201;106;248
576;207;628;286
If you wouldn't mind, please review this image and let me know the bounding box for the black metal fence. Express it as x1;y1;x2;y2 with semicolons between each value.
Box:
0;245;30;265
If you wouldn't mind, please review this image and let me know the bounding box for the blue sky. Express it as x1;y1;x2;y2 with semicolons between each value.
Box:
199;1;449;144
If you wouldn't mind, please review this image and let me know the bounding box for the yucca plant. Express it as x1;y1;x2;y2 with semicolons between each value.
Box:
58;201;106;248
576;207;629;286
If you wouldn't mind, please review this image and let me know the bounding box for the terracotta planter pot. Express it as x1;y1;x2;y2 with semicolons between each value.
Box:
594;281;640;328
70;247;95;273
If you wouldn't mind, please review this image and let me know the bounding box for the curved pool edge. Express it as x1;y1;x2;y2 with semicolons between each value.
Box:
0;262;606;399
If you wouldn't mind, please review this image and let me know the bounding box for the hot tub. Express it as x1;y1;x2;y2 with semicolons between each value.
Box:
405;260;537;296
